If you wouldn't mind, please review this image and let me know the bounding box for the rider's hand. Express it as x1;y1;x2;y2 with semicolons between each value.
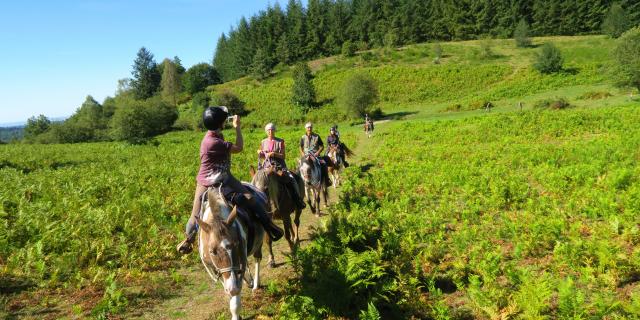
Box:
232;115;240;128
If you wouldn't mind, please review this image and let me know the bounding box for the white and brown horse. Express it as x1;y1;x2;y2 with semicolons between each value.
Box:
250;166;303;267
298;153;328;216
196;184;266;320
326;144;347;188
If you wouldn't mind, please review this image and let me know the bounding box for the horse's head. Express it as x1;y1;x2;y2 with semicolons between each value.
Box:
250;166;273;192
299;155;314;181
196;205;244;296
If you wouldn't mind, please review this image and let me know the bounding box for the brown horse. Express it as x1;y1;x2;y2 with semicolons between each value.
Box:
196;185;266;320
326;144;354;188
250;166;303;267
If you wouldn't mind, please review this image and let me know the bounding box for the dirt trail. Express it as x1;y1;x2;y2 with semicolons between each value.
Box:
129;125;381;320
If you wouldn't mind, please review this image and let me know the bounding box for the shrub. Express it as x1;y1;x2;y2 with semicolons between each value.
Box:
480;37;494;59
444;104;463;112
469;100;494;110
433;43;443;64
533;43;563;74
342;40;357;57
213;89;246;115
338;72;379;118
534;98;571;110
578;91;613;100
613;27;640;92
111;96;178;143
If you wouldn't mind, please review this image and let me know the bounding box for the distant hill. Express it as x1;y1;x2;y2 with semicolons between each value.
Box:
0;126;24;142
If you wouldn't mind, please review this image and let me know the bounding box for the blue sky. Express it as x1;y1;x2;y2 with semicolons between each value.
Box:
0;0;293;125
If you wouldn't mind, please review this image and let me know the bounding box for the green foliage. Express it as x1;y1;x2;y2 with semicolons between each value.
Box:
602;3;632;38
183;63;219;95
110;96;178;144
433;43;443;64
613;27;640;92
514;19;532;48
479;37;495;59
24;114;51;138
342;40;357;57
533;42;564;74
359;302;381;320
338;72;378;118
291;62;316;111
91;273;128;318
278;295;326;320
534;97;571;109
250;48;271;80
130;47;161;100
212;89;246;116
160;58;181;106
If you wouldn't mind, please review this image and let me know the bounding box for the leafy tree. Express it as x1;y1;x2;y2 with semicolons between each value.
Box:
342;40;357;57
338;72;378;118
25;114;51;138
602;3;632;38
116;78;132;96
183;63;220;95
613;27;640;92
533;42;563;74
514;19;532;47
130;47;161;100
291;62;316;111
160;58;181;105
250;48;271;80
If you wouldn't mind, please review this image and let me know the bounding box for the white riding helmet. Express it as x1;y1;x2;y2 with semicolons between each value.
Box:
305;122;313;129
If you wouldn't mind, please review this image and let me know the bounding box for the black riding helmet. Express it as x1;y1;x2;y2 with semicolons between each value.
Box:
203;106;229;130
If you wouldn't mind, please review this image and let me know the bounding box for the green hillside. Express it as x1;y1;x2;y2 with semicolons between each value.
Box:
2;35;640;319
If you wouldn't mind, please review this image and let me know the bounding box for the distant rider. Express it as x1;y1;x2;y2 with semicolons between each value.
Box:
299;122;331;187
326;126;349;168
177;106;283;255
258;122;306;210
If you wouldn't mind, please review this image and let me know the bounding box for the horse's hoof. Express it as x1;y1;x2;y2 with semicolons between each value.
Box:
268;260;276;268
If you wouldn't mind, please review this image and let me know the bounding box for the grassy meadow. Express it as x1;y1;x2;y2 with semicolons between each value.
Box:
2;35;640;319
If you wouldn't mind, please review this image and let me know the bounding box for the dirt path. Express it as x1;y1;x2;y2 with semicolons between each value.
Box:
129;125;381;320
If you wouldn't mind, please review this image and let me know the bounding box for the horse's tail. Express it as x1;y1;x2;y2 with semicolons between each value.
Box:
343;144;355;157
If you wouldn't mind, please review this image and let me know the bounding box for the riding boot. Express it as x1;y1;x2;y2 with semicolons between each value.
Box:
285;178;306;210
176;230;197;254
237;194;284;242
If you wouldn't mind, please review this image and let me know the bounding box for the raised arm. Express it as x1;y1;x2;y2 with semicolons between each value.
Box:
230;115;243;153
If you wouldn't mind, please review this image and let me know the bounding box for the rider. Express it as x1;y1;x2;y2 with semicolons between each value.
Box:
258;122;306;210
326;126;349;168
177;106;284;255
299;122;331;187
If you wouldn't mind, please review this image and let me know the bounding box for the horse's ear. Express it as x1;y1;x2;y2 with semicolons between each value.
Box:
249;165;256;178
196;217;212;233
225;206;238;225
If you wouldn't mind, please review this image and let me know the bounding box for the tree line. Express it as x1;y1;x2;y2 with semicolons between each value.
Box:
24;48;222;144
214;0;640;82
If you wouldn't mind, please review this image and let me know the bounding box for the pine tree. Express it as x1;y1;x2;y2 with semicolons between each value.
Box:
291;62;315;111
130;47;161;100
160;58;181;106
514;19;532;47
250;48;271;80
613;27;640;92
602;3;632;38
533;42;564;74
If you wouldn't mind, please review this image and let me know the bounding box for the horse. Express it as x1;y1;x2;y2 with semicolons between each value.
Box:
195;184;267;320
326;144;354;188
364;119;374;138
250;166;304;267
298;153;329;217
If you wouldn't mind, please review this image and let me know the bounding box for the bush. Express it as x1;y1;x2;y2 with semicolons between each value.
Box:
111;97;178;143
342;40;357;57
24;115;51;139
533;43;563;74
613;27;640;92
338;72;379;118
578;91;613;100
213;89;246;115
480;37;495;59
534;98;571;110
469;100;494;110
433;43;443;64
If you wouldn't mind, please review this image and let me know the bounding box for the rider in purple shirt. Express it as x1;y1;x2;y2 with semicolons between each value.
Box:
177;106;284;255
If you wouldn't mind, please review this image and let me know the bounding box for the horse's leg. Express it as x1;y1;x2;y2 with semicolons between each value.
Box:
230;294;241;320
314;189;321;217
306;186;316;215
293;208;301;245
264;233;275;268
322;186;329;208
283;213;294;252
253;260;261;291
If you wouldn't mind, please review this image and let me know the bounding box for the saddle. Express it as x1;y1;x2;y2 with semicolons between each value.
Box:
201;183;268;251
